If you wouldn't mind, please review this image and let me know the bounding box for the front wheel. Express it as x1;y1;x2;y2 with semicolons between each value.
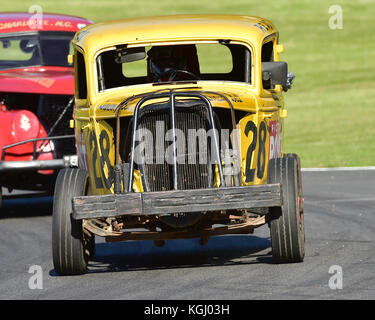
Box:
268;154;305;263
52;168;91;275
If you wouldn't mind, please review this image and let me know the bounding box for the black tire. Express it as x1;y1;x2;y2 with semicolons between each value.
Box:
52;168;90;275
268;154;305;263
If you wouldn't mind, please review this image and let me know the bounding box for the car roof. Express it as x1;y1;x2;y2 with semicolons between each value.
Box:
74;14;278;55
0;12;92;34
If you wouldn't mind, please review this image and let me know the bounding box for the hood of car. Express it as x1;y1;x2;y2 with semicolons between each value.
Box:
90;83;260;120
0;66;74;95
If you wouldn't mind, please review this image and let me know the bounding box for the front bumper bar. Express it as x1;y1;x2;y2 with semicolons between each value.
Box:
0;155;78;173
72;183;282;220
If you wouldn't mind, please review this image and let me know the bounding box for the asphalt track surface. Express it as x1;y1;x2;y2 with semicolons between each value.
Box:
0;169;374;300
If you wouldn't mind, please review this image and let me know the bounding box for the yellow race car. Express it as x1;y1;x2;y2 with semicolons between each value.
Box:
52;14;304;275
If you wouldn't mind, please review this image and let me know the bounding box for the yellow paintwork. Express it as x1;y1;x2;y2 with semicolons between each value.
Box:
67;54;73;65
72;14;288;194
276;44;284;53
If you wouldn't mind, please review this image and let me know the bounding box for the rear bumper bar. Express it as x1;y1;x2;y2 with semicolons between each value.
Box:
0;155;78;173
72;183;282;220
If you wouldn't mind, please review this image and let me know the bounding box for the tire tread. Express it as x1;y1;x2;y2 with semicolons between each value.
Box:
52;168;88;275
268;154;305;263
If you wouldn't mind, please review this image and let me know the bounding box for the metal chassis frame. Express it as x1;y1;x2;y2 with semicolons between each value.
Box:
0;134;76;172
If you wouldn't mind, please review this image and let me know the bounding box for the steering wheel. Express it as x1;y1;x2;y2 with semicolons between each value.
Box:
167;69;200;81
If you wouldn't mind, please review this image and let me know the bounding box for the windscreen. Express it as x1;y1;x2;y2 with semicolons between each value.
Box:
0;31;75;70
96;42;251;91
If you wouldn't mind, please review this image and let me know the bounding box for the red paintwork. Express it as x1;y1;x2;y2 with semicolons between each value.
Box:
0;12;92;34
0;107;54;174
0;66;74;95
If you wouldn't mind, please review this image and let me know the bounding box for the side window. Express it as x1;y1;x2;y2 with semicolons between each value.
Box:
261;41;274;89
76;50;87;99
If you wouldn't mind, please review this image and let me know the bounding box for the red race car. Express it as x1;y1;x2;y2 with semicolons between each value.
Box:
0;12;92;205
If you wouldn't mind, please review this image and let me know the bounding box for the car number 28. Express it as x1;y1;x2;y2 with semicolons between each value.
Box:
244;120;267;183
89;129;114;190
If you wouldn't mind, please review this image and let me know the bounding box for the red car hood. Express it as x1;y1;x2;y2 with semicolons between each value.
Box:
0;66;74;95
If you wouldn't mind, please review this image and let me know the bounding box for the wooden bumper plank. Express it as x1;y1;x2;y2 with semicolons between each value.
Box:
73;193;142;219
142;184;281;214
72;184;281;220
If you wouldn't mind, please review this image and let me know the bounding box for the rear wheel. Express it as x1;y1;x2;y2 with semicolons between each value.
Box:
52;168;91;275
268;154;305;263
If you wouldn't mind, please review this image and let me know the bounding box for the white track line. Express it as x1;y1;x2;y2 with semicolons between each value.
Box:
302;167;375;172
304;197;375;203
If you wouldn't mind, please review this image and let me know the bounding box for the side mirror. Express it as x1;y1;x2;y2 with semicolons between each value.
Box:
20;39;37;53
114;46;146;64
262;61;294;91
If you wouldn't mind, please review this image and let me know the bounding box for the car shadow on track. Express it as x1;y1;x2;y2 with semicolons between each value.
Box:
83;234;274;274
0;193;53;219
